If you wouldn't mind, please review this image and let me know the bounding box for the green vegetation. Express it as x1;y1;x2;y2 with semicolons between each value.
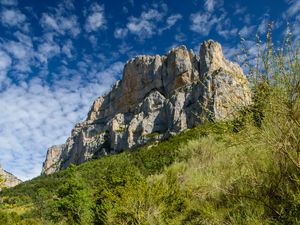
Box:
0;31;299;224
144;131;162;139
115;125;126;133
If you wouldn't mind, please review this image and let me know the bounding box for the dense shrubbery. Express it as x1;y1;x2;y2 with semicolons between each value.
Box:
0;31;299;224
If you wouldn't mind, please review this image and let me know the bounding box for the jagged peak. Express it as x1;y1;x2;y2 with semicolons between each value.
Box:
167;44;188;53
42;40;252;175
125;54;161;65
199;39;243;77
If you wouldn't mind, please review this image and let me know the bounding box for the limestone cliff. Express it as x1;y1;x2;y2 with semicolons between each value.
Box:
0;166;22;188
42;40;252;175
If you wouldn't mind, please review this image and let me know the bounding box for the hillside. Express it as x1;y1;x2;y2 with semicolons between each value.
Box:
0;36;299;224
42;40;251;175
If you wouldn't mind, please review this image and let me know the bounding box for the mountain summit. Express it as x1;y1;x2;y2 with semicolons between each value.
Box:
42;40;252;175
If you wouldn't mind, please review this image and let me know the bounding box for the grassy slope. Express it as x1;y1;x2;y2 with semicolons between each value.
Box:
0;123;228;224
0;35;299;224
1;123;212;198
1;115;299;225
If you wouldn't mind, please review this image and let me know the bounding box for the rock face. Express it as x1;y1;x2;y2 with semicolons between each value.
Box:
42;145;65;175
42;40;252;175
0;166;22;188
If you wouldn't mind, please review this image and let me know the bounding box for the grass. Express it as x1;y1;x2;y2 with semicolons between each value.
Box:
144;131;162;139
0;30;299;224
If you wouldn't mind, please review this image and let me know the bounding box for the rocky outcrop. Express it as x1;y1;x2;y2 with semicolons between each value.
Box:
42;145;65;175
0;166;22;188
42;40;252;175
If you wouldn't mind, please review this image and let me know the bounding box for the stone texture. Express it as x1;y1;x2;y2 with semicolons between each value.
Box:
42;144;65;175
0;166;22;188
199;40;252;120
42;40;252;175
199;40;243;76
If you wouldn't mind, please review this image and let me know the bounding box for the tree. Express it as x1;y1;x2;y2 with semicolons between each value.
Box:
53;165;94;225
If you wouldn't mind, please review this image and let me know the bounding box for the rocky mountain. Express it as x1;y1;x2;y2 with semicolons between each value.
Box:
0;166;22;188
42;40;252;175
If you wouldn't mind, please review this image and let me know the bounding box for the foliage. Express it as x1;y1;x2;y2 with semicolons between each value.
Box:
0;210;43;225
34;165;94;225
0;28;299;224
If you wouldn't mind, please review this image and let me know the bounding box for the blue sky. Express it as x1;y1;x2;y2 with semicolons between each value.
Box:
0;0;299;180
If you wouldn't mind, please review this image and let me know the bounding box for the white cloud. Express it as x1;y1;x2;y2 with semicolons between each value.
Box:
286;0;300;17
0;32;37;76
62;40;74;58
243;14;253;24
41;14;59;30
125;8;166;40
282;0;300;41
33;32;68;64
222;45;239;60
127;9;163;39
39;1;81;38
84;3;106;32
0;51;11;72
0;9;26;27
140;8;164;21
41;13;80;37
229;40;260;71
14;31;33;48
258;17;269;34
217;27;238;38
3;41;27;59
1;40;35;73
127;18;155;39
87;35;98;47
158;14;182;34
85;12;105;32
234;4;247;15
118;42;133;55
115;5;177;40
204;0;223;12
167;14;182;27
59;15;80;37
36;33;61;63
293;14;300;40
213;15;238;39
190;12;220;36
0;61;124;180
175;33;186;42
114;27;128;39
190;13;209;35
0;0;18;6
37;38;60;63
238;25;256;37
